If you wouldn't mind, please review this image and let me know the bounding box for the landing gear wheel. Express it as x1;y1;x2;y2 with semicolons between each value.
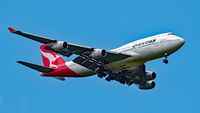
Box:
97;66;108;78
120;80;126;84
97;72;107;78
163;53;169;64
98;74;103;78
127;80;134;86
163;59;168;64
105;77;111;82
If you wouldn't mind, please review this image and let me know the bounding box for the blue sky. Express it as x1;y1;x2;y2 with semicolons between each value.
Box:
1;0;199;113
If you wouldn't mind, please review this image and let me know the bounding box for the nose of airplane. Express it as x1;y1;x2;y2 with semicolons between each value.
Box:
177;37;185;46
172;36;185;50
166;34;185;53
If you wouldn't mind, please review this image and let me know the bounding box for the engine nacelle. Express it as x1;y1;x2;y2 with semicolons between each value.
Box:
139;81;156;90
144;71;156;81
90;49;107;59
52;41;68;51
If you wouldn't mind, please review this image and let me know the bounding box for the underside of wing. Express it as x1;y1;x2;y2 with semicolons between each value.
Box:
72;50;130;71
9;27;131;71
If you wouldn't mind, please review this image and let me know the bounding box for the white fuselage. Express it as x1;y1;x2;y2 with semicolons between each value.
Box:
66;33;185;77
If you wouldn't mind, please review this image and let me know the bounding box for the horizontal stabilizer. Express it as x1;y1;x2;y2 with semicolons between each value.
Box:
17;61;55;73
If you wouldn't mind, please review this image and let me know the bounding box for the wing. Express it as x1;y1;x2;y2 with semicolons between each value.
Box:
8;27;55;44
106;64;156;90
9;27;131;70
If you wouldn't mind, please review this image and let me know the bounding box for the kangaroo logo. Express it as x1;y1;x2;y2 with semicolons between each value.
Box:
40;50;60;69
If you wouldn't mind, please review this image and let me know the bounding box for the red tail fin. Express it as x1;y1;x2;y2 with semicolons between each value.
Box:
40;44;66;69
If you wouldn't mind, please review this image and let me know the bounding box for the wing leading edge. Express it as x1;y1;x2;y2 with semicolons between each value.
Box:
9;27;131;70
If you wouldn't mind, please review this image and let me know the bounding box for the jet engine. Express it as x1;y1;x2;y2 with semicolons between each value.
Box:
139;81;156;89
51;41;68;51
144;71;156;81
89;49;107;59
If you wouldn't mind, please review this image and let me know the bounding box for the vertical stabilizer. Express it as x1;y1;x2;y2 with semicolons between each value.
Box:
40;44;66;69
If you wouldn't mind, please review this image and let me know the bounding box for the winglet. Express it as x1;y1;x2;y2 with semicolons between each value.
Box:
8;27;16;32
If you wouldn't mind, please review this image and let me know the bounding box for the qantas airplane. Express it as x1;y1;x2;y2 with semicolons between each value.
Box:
8;27;185;89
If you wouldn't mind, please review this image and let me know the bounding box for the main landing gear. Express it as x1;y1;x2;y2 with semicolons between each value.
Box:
97;68;135;86
163;53;169;64
97;66;110;78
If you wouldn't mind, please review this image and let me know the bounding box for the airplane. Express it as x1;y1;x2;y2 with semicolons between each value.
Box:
8;27;185;89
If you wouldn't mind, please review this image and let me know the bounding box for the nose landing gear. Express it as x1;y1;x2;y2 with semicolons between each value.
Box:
163;53;169;64
163;59;168;64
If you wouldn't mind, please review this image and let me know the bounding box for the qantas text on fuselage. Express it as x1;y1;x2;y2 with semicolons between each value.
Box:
9;27;185;89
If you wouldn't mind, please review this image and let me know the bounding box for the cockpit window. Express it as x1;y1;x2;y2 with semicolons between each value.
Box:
168;33;174;35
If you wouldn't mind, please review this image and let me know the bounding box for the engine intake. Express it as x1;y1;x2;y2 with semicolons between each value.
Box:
52;41;68;51
90;49;107;59
139;81;156;89
144;71;156;81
